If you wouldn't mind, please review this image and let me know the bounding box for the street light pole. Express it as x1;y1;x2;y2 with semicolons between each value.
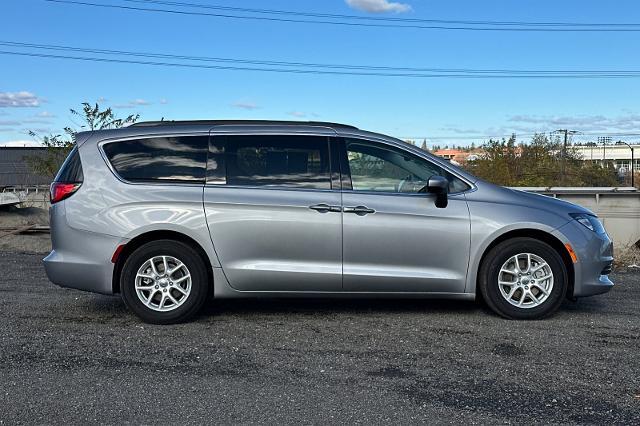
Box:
616;141;635;188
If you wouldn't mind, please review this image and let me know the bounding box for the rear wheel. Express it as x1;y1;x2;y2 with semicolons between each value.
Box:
121;240;209;324
479;238;567;320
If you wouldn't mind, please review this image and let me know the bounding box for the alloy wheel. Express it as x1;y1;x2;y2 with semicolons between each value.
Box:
134;255;192;312
498;253;554;309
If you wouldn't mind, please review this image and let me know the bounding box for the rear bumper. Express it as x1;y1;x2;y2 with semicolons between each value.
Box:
43;203;124;295
44;249;116;295
553;221;614;298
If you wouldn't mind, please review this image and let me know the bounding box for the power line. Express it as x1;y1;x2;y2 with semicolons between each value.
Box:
2;40;640;78
42;0;640;32
3;40;640;76
122;0;640;27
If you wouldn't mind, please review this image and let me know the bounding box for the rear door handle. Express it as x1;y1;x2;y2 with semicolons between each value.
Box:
343;205;376;216
309;203;341;213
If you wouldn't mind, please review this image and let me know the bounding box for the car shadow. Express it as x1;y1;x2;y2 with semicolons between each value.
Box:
81;293;608;321
200;297;484;317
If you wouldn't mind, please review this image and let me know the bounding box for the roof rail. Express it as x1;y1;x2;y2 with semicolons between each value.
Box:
130;120;358;130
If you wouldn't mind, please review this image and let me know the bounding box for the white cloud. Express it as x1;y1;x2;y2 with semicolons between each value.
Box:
27;127;52;134
130;99;150;106
114;99;152;108
159;98;168;104
0;120;22;126
288;111;307;118
35;111;56;118
433;112;640;144
21;118;51;124
232;101;260;110
508;113;640;132
97;97;108;103
346;0;411;13
0;91;44;108
0;140;42;147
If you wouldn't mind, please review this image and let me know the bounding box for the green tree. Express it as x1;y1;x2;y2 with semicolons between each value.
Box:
27;102;139;178
465;133;619;187
466;136;520;186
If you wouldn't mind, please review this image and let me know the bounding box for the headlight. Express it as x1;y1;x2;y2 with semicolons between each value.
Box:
569;213;606;234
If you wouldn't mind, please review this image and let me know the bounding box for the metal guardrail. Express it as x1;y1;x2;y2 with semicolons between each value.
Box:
515;187;640;247
512;186;639;194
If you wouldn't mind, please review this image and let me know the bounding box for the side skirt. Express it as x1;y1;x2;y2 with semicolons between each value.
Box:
212;268;475;300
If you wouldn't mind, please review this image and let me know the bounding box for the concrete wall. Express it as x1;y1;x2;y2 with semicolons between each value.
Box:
516;187;640;248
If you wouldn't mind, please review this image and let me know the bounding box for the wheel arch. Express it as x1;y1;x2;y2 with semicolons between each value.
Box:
473;228;575;299
111;230;214;294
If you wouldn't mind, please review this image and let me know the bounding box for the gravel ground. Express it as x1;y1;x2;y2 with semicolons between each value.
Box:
0;206;51;253
0;250;639;425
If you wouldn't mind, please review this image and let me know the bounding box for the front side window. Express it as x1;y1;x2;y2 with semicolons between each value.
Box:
345;139;469;193
103;136;208;183
224;135;331;189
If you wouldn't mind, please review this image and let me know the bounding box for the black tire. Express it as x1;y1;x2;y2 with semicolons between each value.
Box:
479;237;567;320
120;239;209;324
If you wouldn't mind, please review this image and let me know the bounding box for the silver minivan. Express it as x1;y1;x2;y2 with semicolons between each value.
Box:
44;120;614;323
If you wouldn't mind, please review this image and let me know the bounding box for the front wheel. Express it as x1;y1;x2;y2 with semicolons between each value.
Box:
121;240;209;324
479;238;567;320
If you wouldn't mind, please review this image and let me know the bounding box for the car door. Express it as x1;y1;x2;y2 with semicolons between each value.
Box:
339;137;471;293
203;131;343;292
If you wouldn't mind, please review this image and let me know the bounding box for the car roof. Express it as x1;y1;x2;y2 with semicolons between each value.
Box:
130;120;358;130
78;120;358;141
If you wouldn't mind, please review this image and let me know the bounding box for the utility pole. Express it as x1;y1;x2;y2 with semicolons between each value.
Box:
616;141;635;188
555;129;578;185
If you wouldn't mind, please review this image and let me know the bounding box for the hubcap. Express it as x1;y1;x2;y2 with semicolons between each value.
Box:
498;253;554;309
135;255;192;312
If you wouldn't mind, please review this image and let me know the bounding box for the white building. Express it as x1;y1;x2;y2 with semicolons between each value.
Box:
572;144;640;174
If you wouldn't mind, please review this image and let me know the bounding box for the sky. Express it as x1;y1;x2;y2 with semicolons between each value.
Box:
1;0;640;147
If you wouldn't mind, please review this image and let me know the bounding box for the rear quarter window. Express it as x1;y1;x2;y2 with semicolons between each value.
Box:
55;146;83;183
102;136;208;183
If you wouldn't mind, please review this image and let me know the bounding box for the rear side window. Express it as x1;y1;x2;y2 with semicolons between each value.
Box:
55;146;83;183
224;135;331;189
103;136;208;183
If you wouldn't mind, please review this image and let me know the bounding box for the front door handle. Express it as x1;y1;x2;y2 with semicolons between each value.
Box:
343;205;376;216
309;203;341;213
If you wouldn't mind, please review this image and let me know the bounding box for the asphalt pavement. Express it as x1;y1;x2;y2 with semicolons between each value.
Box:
1;251;639;425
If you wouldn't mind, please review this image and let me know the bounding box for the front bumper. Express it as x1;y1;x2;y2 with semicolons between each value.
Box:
553;220;614;298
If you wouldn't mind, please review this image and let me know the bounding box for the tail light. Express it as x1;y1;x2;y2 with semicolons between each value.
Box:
51;146;83;204
50;182;81;204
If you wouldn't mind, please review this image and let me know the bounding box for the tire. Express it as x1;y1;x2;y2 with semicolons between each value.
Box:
120;239;209;324
479;237;567;320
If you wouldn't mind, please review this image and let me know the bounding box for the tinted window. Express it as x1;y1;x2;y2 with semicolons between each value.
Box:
346;139;469;193
207;137;226;185
225;135;331;189
103;136;208;183
55;146;83;183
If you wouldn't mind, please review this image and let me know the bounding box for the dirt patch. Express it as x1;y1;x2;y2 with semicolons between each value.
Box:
0;206;50;253
0;234;51;253
0;205;49;228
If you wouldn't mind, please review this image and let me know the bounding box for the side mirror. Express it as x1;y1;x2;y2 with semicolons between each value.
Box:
425;175;448;208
